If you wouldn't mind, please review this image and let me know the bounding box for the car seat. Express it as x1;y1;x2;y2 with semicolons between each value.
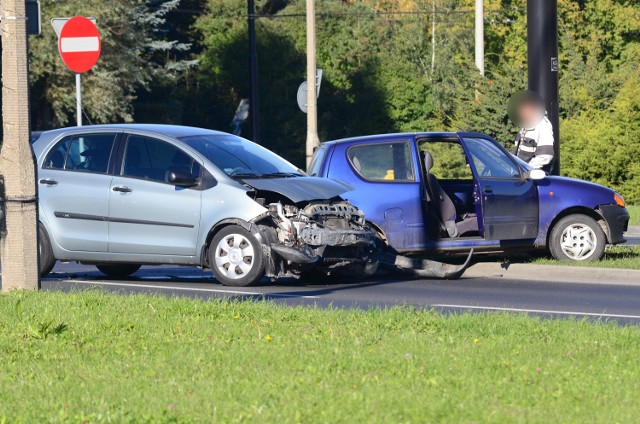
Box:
422;151;478;237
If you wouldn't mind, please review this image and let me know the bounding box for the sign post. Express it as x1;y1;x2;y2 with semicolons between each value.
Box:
52;16;101;126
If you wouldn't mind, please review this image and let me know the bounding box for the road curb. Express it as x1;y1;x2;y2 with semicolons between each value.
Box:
465;262;640;286
627;226;640;237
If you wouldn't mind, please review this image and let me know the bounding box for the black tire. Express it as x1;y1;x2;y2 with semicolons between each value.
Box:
96;264;141;278
39;224;56;277
549;214;606;261
209;225;264;287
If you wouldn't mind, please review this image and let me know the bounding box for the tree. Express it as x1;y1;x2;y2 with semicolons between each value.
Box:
28;0;196;130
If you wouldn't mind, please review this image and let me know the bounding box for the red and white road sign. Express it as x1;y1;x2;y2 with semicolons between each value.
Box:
58;16;101;73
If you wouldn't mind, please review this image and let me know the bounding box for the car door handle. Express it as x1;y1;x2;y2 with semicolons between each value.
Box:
39;178;58;186
483;186;493;194
112;185;132;193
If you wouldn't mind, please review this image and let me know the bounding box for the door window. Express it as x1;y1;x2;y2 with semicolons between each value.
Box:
43;134;116;174
418;140;473;180
122;135;200;183
463;137;521;179
347;141;415;182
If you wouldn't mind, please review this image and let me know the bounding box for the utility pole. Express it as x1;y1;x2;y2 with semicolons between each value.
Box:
431;0;436;75
305;0;319;168
475;0;484;76
248;0;260;143
0;0;40;290
527;0;560;175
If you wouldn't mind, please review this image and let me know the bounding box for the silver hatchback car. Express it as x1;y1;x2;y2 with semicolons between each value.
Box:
33;124;378;286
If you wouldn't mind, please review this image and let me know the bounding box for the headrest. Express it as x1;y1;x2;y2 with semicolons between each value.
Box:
423;151;434;172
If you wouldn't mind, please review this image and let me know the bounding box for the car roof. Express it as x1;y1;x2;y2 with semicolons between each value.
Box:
37;124;228;139
322;131;486;147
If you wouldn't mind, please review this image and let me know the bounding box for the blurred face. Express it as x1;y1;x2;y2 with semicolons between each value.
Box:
518;101;544;128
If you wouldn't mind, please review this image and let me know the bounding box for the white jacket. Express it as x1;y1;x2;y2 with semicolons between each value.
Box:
515;116;554;169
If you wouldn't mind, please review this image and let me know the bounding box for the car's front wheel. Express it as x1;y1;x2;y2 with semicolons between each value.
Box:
96;264;141;278
209;225;264;287
549;214;606;261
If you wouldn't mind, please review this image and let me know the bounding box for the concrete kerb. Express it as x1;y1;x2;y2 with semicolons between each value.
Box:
465;262;640;286
627;226;640;237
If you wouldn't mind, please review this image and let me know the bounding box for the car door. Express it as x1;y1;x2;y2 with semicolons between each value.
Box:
460;136;539;240
38;132;120;252
107;133;202;256
326;140;426;250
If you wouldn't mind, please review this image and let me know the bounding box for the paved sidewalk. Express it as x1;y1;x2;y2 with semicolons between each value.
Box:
465;262;640;286
627;225;640;237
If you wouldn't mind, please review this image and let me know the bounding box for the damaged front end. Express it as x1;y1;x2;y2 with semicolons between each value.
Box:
253;200;378;279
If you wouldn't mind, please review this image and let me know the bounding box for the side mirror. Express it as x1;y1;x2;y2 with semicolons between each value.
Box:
167;170;197;187
527;169;546;181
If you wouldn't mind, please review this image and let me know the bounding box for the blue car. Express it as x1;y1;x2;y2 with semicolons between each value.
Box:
309;132;630;261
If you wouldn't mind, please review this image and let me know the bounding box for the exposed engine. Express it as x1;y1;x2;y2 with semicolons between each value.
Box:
254;200;378;278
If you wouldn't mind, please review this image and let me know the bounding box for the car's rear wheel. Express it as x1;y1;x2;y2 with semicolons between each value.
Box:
96;264;141;278
549;214;606;261
209;225;264;287
39;224;56;277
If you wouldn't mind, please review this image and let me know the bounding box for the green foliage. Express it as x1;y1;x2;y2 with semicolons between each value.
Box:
28;0;195;128
4;291;640;421
15;296;67;339
17;0;640;200
628;204;640;227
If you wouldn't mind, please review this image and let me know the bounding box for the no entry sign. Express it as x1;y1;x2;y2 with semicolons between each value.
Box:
58;16;101;73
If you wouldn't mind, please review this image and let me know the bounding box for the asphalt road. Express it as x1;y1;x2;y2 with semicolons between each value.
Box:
625;236;640;246
36;260;640;325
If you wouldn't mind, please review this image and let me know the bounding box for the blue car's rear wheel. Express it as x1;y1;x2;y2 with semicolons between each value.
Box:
549;214;606;261
210;225;264;287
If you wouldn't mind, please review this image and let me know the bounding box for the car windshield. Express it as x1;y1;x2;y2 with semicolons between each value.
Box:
180;134;304;178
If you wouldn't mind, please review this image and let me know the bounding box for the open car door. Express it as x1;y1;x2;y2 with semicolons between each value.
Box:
460;135;539;240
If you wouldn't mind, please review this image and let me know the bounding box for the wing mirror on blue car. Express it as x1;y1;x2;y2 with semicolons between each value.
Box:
527;169;547;181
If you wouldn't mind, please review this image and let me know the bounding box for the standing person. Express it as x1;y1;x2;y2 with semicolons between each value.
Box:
510;91;555;172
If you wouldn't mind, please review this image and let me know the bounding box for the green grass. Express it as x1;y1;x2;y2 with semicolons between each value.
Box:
3;292;640;422
628;204;640;227
527;246;640;269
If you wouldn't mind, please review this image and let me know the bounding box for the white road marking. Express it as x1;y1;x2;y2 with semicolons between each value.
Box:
59;279;319;299
60;36;99;53
432;304;640;320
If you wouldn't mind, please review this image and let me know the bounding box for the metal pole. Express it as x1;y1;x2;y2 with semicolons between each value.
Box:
305;0;319;168
475;0;484;76
431;0;435;75
76;73;82;126
248;0;260;143
527;0;559;175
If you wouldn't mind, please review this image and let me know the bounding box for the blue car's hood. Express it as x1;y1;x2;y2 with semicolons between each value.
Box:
243;176;354;203
539;175;616;205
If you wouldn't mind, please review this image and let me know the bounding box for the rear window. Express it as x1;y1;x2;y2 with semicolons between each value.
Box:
347;141;415;182
43;133;116;174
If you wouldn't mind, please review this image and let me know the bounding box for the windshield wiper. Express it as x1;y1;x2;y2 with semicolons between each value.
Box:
260;172;303;178
229;172;262;179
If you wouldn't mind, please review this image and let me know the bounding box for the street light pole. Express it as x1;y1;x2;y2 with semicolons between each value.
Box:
527;0;559;175
475;0;484;76
248;0;260;143
0;0;40;290
305;0;319;168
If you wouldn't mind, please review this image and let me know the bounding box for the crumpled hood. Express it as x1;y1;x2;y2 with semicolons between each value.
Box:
242;177;354;203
